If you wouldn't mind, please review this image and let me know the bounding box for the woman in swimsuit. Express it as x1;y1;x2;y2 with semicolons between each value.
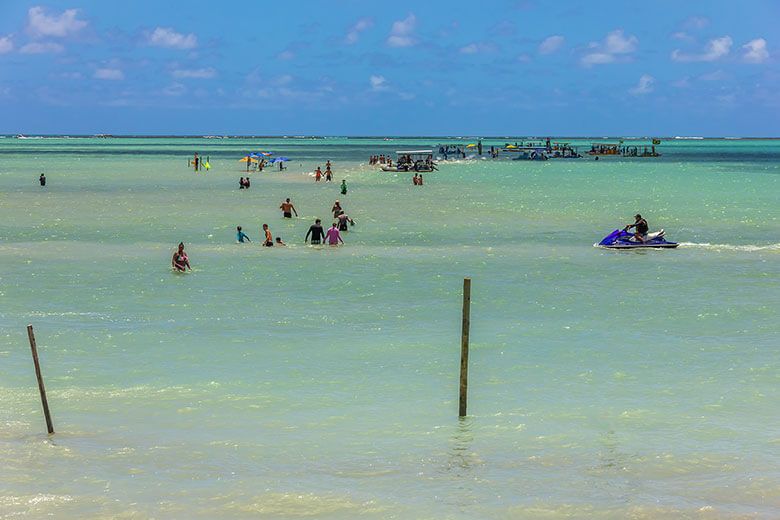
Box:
172;242;191;271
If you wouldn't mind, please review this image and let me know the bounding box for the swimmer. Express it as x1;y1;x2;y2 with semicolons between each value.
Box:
239;177;246;189
340;180;347;195
324;221;344;246
172;242;191;271
280;198;298;218
337;211;354;231
39;173;46;187
305;218;325;244
418;175;423;186
275;237;286;246
262;224;273;246
237;226;251;243
331;200;342;218
315;168;322;182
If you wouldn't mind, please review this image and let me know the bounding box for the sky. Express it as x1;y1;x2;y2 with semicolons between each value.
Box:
0;0;778;136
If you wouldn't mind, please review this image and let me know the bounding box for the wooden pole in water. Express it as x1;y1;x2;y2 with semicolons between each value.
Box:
459;278;471;417
26;325;54;434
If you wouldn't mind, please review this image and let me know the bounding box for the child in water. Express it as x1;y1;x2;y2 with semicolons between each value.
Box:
275;237;286;246
237;226;251;243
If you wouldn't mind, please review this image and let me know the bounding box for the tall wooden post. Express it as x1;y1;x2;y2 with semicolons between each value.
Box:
459;278;471;417
26;325;54;434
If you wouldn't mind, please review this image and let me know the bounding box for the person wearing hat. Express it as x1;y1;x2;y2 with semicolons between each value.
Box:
331;200;342;218
624;214;649;243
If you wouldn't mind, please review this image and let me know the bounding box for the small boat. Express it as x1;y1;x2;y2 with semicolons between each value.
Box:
622;145;661;157
381;150;437;172
597;229;678;249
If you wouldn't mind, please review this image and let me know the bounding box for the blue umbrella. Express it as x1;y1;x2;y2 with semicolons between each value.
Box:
271;156;289;163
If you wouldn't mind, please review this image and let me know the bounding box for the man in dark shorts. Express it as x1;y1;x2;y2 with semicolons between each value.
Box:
262;224;274;246
280;198;298;218
305;219;325;244
624;214;649;243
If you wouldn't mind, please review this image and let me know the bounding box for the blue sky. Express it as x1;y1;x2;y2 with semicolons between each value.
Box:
0;1;777;136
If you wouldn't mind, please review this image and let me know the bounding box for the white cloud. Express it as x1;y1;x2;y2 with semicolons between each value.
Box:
278;49;296;60
581;29;638;67
629;74;654;95
163;82;186;96
172;67;217;79
27;7;87;38
604;30;638;54
387;13;416;47
683;15;710;30
94;68;124;80
700;69;727;81
671;76;690;88
671;35;732;62
370;75;389;91
459;42;497;55
19;41;64;54
345;17;374;45
146;27;197;50
671;31;693;42
742;38;769;64
0;35;12;54
538;35;564;55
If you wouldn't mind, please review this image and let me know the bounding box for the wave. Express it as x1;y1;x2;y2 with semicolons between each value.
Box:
678;242;780;251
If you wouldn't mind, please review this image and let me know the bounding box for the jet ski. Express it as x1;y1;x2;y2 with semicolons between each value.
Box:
597;229;678;249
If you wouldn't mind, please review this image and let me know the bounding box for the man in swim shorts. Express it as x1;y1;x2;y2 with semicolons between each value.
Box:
172;242;191;271
237;226;251;243
262;224;274;246
280;198;298;218
305;219;325;244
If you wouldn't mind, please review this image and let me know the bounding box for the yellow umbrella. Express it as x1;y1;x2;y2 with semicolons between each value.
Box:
466;144;476;148
506;144;516;148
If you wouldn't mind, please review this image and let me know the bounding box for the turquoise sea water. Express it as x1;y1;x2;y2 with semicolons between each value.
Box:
0;137;778;518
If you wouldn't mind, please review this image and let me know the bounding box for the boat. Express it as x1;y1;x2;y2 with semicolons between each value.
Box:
587;143;622;156
381;150;437;172
622;144;661;157
510;147;549;161
597;229;678;249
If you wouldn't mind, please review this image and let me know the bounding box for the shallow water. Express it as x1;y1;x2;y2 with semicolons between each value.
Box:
0;137;778;518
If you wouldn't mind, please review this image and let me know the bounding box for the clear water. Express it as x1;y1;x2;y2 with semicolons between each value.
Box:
0;137;778;518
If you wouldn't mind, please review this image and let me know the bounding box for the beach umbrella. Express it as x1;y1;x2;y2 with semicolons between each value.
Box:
506;144;516;148
271;156;289;163
465;144;476;148
258;152;273;156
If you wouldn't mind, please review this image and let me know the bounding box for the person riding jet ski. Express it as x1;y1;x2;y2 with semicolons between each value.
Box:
624;214;648;244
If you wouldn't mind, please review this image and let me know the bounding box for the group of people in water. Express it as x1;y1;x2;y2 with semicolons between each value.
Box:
412;173;424;185
368;155;391;166
314;160;333;182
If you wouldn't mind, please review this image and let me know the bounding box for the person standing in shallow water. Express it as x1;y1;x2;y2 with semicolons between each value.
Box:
324;222;344;246
172;242;191;271
236;226;251;243
39;173;46;186
280;198;298;218
340;180;347;195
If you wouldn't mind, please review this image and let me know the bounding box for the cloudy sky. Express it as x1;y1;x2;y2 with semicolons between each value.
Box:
0;1;777;135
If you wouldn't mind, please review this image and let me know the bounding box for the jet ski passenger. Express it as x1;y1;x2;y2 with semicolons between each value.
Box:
624;214;649;243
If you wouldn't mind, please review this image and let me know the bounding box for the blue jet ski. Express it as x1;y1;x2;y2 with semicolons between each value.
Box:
597;229;678;249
